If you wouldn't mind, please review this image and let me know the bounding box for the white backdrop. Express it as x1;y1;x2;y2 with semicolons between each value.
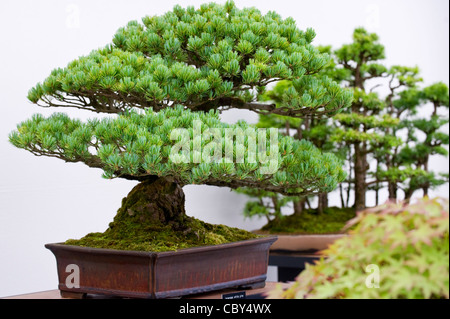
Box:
0;0;448;297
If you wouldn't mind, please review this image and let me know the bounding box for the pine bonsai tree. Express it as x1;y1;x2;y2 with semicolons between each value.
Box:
9;1;351;251
331;28;398;212
375;81;449;202
236;28;449;234
332;29;449;209
235;79;351;233
235;46;350;228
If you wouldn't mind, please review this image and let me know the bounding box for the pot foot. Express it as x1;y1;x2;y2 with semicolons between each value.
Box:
60;290;86;299
237;280;266;290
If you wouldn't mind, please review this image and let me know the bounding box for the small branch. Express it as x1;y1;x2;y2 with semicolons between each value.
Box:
370;83;383;93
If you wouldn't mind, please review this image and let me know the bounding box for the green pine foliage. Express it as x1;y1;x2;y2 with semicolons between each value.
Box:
10;106;345;195
27;1;352;117
11;1;352;198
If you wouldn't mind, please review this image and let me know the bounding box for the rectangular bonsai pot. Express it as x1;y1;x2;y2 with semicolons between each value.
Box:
45;236;277;299
270;234;346;252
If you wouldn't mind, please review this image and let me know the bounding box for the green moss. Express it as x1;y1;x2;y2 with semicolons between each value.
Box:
64;179;261;252
64;216;260;252
260;206;356;234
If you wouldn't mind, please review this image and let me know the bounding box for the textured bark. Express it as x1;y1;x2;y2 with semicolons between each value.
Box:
293;198;305;215
354;142;366;212
388;182;397;201
404;188;415;203
339;183;345;208
422;161;429;196
111;177;188;230
317;193;328;214
351;59;368;212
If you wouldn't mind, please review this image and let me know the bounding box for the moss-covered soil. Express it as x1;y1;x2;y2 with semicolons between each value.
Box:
258;206;356;234
65;179;260;252
64;216;260;252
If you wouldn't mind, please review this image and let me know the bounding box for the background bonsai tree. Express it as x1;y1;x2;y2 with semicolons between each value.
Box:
237;28;449;234
392;82;449;200
269;197;449;299
9;1;351;251
331;29;448;209
235;79;354;234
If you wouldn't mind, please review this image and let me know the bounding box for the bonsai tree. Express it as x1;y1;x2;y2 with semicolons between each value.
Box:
331;30;448;209
330;28;399;212
374;82;449;202
269;197;449;299
235;80;354;234
235;28;449;236
9;1;352;251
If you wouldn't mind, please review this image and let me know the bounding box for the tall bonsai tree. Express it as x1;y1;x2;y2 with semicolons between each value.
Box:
9;1;351;251
236;28;449;230
235;78;343;228
331;28;397;212
332;29;449;209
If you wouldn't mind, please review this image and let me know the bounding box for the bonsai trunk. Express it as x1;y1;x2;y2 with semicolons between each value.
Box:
354;142;366;212
65;176;260;251
339;183;345;208
293;198;305;215
422;161;429;196
388;181;397;201
317;193;328;214
109;177;189;232
404;188;415;203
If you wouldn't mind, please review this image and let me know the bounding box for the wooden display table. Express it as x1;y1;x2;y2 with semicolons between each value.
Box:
3;281;290;299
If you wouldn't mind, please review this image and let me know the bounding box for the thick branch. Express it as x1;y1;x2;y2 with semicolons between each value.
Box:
206;97;339;118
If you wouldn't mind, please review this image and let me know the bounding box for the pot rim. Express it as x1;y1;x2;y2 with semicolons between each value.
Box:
45;235;278;257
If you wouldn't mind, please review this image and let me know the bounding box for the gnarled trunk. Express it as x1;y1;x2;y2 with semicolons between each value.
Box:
109;177;188;231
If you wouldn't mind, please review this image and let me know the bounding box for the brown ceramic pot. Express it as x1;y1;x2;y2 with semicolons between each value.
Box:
269;234;346;252
45;236;277;299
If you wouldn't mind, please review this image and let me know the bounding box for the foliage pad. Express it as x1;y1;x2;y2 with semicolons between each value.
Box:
10;106;346;195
